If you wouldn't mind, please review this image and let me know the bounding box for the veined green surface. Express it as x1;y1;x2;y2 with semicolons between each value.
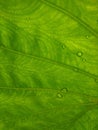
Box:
0;0;98;130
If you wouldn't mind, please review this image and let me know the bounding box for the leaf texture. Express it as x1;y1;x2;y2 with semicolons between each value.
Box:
0;0;98;130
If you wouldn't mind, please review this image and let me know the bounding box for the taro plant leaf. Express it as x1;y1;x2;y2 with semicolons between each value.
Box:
0;0;98;130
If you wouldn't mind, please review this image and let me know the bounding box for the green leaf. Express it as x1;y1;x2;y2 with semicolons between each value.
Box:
0;0;98;130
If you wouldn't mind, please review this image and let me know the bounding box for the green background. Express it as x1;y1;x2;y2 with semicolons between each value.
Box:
0;0;98;129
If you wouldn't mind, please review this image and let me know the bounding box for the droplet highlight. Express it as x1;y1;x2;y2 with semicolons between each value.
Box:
77;51;83;57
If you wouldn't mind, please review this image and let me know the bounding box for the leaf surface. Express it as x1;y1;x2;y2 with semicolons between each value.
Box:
0;0;98;130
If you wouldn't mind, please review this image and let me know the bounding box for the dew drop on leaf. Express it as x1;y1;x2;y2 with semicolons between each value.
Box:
61;88;68;93
82;58;86;62
74;68;78;72
86;35;89;39
62;45;66;49
77;51;83;57
57;93;63;98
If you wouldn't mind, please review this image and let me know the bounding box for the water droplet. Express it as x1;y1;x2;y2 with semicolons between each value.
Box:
62;45;66;49
95;79;98;83
82;58;86;62
77;52;83;57
61;88;68;93
74;68;78;72
57;93;63;98
86;35;89;39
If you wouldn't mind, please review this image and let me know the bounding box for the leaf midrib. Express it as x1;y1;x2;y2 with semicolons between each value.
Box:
0;46;98;79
